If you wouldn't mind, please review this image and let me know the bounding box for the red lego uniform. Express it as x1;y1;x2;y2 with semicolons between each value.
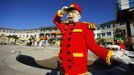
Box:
53;4;112;75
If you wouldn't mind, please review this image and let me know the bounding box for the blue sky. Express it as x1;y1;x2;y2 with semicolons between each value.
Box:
0;0;116;30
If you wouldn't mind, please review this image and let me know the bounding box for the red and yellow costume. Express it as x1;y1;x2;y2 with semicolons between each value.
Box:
53;4;112;75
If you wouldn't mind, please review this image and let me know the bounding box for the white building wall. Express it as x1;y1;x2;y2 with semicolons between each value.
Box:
94;27;102;39
94;22;126;44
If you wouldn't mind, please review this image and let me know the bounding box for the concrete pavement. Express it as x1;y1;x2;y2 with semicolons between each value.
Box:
0;45;58;75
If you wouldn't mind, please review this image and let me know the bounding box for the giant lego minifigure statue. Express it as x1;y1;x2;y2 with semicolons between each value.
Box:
53;4;134;75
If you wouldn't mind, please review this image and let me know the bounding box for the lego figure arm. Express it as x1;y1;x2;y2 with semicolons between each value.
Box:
85;26;134;65
85;28;111;64
53;6;68;33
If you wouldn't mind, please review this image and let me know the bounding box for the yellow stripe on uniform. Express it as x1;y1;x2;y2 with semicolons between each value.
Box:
88;23;92;29
91;23;93;28
106;50;113;65
73;53;83;57
88;24;91;28
65;72;87;75
92;23;96;29
88;23;96;30
78;72;87;75
73;29;82;32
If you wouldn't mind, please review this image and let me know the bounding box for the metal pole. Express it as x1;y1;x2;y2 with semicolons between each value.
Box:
131;12;134;50
126;18;134;51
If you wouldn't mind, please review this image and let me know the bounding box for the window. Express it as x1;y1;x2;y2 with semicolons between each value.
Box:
97;27;100;30
41;30;44;32
107;32;111;36
26;31;29;33
102;27;105;29
97;33;100;36
102;33;105;36
10;31;12;33
35;31;38;33
107;25;111;28
2;30;5;32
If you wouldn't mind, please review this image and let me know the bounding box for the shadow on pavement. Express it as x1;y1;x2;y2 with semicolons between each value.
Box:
46;58;134;75
16;55;134;75
35;56;58;69
88;58;134;75
16;54;55;70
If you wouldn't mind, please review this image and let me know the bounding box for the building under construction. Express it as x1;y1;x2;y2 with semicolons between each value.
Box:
116;0;134;50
